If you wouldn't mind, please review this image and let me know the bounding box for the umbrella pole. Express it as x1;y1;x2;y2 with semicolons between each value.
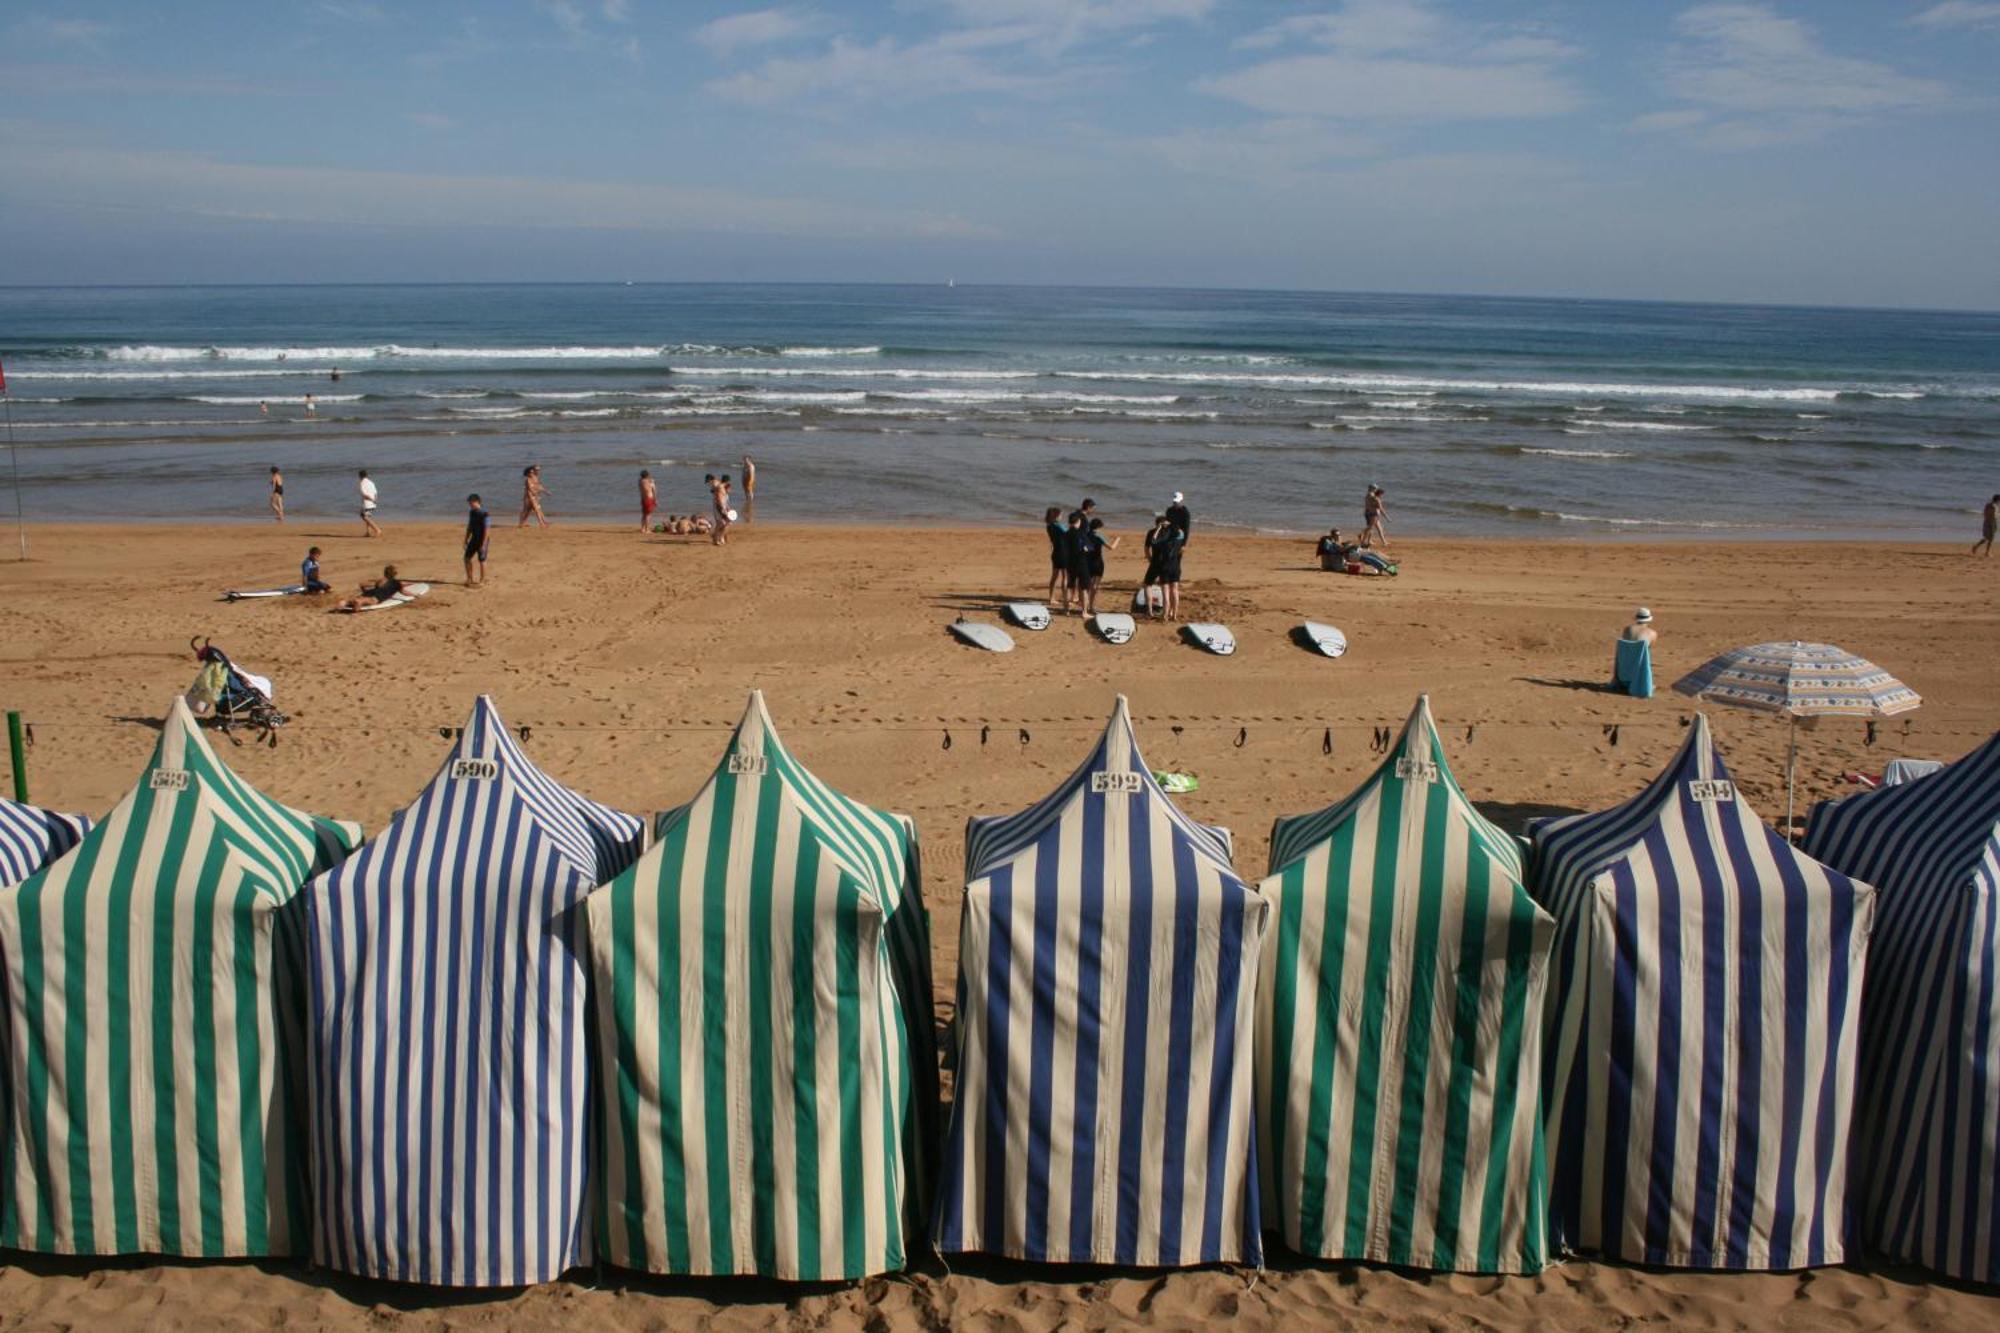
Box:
1784;715;1799;841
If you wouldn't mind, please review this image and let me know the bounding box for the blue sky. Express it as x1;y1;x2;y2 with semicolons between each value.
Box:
3;1;1997;307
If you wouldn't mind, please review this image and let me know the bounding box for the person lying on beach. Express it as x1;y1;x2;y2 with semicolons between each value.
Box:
334;565;404;612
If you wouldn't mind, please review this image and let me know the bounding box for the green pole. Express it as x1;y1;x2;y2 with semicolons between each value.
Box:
6;711;25;803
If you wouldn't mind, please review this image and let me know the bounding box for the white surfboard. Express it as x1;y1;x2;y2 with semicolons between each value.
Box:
949;619;1015;652
1131;586;1165;614
1091;613;1136;644
1302;621;1348;658
1184;623;1236;656
1004;602;1052;631
224;584;308;601
351;581;431;613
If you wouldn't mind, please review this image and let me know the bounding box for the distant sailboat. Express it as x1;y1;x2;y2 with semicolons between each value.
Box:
947;278;955;288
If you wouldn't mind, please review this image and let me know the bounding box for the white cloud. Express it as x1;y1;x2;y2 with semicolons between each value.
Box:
0;133;998;242
602;0;632;20
1640;3;1957;149
1626;108;1707;134
1139;118;1381;182
707;31;1070;105
693;7;819;56
11;16;116;48
408;111;456;132
930;0;1212;42
1203;1;1581;122
1910;2;2000;28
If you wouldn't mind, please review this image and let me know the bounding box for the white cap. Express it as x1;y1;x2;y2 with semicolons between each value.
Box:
1635;607;1653;622
1171;491;1184;503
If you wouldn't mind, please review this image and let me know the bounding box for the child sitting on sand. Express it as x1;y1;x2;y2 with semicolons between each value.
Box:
335;564;404;612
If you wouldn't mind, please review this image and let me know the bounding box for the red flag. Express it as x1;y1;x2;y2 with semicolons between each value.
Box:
0;357;7;395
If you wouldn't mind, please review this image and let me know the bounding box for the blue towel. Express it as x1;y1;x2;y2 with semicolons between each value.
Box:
1613;637;1654;698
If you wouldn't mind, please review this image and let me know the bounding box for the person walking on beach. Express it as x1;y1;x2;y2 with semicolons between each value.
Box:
358;469;381;538
269;466;285;523
464;493;490;587
1622;607;1658;645
639;469;657;532
519;465;549;528
742;454;756;510
710;472;734;546
1363;485;1389;549
1975;494;1998;557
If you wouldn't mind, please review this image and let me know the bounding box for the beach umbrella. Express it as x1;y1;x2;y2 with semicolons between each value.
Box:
1671;641;1920;835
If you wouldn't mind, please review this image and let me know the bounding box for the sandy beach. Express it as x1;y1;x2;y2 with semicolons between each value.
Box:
0;520;1996;1329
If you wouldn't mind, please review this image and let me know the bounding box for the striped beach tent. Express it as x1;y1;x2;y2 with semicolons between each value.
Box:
936;696;1267;1268
0;697;359;1257
306;696;644;1286
0;798;90;888
1530;714;1873;1270
1258;695;1552;1275
585;692;936;1280
1804;731;2000;1282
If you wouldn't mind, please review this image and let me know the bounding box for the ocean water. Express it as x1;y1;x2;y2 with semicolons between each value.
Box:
1;283;1995;538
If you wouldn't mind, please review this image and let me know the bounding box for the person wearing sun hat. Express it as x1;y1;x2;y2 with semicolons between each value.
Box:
1622;606;1658;645
1166;490;1191;542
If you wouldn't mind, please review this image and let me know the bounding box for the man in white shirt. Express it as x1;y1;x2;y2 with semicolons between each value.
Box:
358;469;381;538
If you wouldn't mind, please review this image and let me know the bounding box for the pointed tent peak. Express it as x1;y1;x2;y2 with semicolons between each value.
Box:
1667;712;1731;787
154;693;220;777
1095;695;1146;777
727;690;783;765
1385;694;1445;779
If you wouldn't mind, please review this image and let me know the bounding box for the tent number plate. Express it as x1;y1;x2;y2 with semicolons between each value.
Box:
727;754;768;776
451;759;500;781
1689;780;1736;803
1395;757;1439;783
1091;772;1144;794
149;769;191;791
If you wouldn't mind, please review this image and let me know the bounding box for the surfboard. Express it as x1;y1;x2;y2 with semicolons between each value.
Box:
1131;586;1165;614
224;584;308;601
1183;623;1236;656
1004;602;1052;631
1091;613;1136;644
1302;621;1348;658
349;582;431;614
949;619;1015;652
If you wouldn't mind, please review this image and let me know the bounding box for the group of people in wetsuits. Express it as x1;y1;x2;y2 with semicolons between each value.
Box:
1044;492;1193;620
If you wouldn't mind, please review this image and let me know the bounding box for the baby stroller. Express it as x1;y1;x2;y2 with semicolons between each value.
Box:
186;637;288;746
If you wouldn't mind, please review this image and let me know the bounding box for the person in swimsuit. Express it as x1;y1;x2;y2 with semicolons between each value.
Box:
1157;516;1185;621
304;393;316;415
269;466;285;523
301;546;330;593
358;469;381;538
1043;506;1069;612
464;493;490;587
1975;494;1998;557
1062;512;1087;614
1166;491;1191;544
335;564;403;612
1363;485;1389;549
639;469;657;532
518;465;549;528
711;473;733;546
742;454;756;506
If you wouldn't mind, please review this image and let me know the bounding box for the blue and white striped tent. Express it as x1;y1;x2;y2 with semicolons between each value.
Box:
305;696;646;1286
1531;714;1874;1269
935;696;1267;1267
1804;731;2000;1283
0;798;90;888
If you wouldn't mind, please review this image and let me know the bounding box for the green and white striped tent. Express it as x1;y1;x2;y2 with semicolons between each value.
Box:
1257;695;1555;1274
0;697;360;1257
584;692;937;1280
